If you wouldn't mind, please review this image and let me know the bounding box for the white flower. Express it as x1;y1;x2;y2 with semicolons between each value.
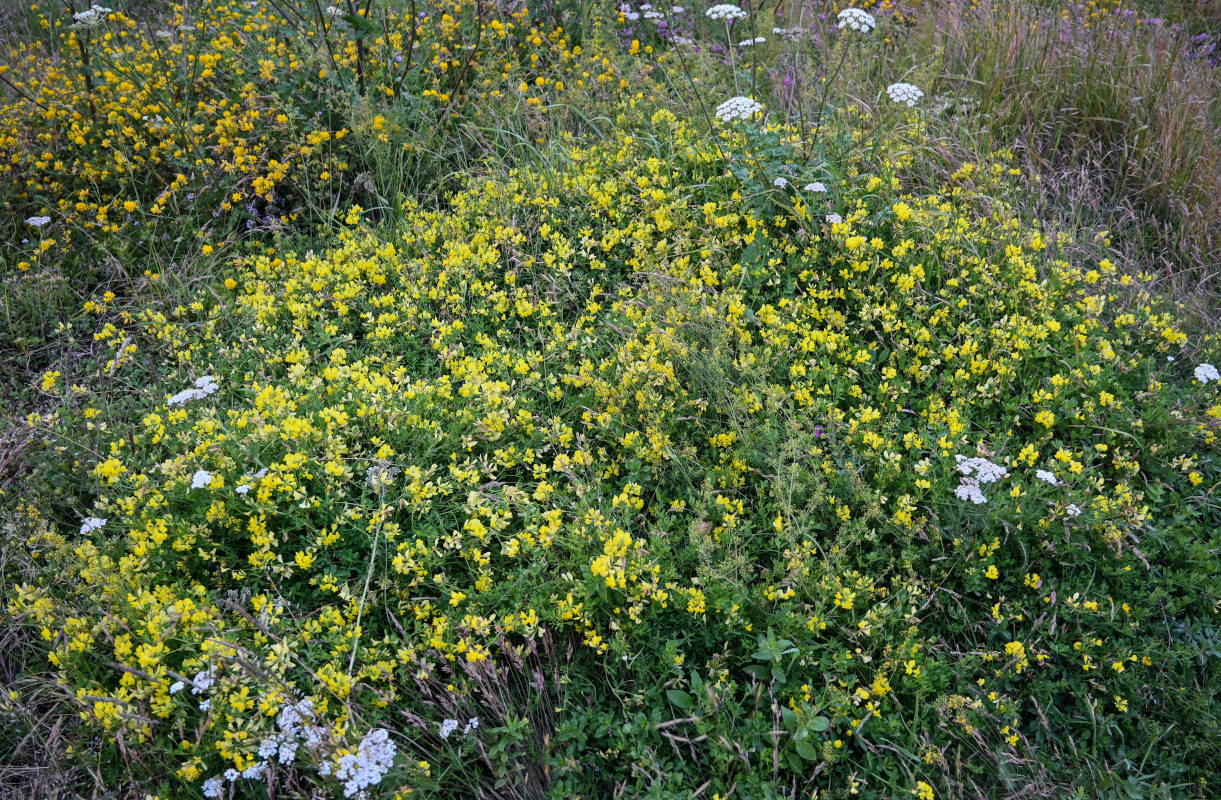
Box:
191;470;213;490
80;517;107;534
201;777;224;798
1194;363;1220;383
325;5;344;18
439;718;459;738
463;717;480;734
952;456;1006;505
167;375;219;406
671;35;694;45
199;699;212;711
672;5;685;12
334;728;397;798
836;8;875;33
26;215;51;227
826;213;843;224
72;4;112;28
715;96;763;122
738;36;766;46
956;455;1008;485
241;761;267;780
191;669;214;694
169;681;185;694
1035;470;1058;485
223;769;239;782
772;27;803;41
804;181;827;192
954;477;988;505
887;82;924;106
1065;504;1082;518
706;3;747;20
236;484;252;494
773;177;789;188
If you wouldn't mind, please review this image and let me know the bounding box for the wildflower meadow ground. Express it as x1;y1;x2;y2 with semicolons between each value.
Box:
1;1;1219;799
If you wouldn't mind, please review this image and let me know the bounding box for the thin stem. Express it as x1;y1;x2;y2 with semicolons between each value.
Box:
807;35;851;163
670;40;727;163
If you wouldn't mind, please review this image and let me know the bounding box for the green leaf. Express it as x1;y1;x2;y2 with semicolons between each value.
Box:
808;716;830;733
795;739;819;761
666;690;693;710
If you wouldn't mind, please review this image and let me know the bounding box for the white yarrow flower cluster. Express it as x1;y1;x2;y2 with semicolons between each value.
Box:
191;669;215;694
772;27;804;41
738;36;766;46
257;699;326;768
191;470;213;490
715;96;762;122
334;728;397;798
954;455;1008;505
167;375;219;406
1194;363;1219;383
773;177;789;188
80;516;107;534
804;181;827;193
72;4;112;27
706;3;746;20
887;82;924;106
235;467;269;495
439;716;480;738
27;215;51;227
826;213;843;224
836;8;875;33
1035;470;1058;485
956;456;1008;484
201;777;224;798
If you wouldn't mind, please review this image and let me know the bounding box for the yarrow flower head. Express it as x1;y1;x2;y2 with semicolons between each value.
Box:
773;177;789;188
715;96;762;122
738;36;766;46
826;213;843;224
334;728;397;798
72;5;112;27
1035;470;1059;485
26;215;51;227
886;82;924;106
191;470;213;490
956;455;1008;484
954;477;988;505
706;4;747;20
954;455;1007;505
836;8;876;33
1194;363;1219;383
191;668;214;694
167;375;219;406
80;517;107;534
804;181;827;193
439;718;459;738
